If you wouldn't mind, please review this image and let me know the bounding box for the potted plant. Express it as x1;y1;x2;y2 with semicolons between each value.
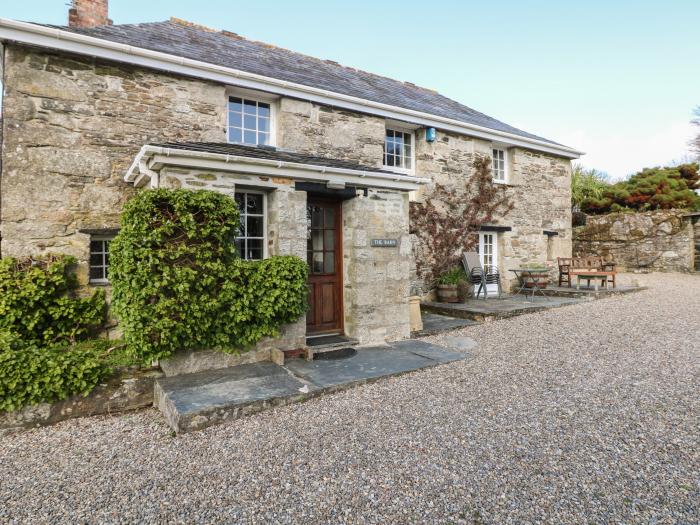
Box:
522;263;550;288
436;266;465;303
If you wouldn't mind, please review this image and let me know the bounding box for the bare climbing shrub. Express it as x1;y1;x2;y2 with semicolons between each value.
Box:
410;155;514;287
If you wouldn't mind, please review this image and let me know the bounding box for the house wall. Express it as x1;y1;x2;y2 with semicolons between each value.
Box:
0;45;226;282
342;190;411;344
412;130;572;291
1;43;571;347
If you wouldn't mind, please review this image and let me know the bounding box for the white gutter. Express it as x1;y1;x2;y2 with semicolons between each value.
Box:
125;145;430;191
0;18;583;159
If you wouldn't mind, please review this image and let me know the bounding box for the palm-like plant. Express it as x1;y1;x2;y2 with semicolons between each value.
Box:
571;164;609;210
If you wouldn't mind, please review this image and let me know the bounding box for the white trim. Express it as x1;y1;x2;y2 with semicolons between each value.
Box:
234;189;268;260
492;147;508;184
0;18;583;159
125;145;428;191
383;125;415;175
478;232;499;293
226;92;277;147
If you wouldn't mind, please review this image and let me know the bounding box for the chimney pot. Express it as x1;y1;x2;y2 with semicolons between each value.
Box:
68;0;112;28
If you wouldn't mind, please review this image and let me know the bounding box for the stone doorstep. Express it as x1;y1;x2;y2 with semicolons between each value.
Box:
154;340;467;434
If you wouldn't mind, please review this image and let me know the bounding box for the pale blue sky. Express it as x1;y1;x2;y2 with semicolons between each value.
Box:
3;0;699;178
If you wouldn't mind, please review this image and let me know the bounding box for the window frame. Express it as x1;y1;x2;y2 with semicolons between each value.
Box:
88;235;113;285
383;126;415;174
225;88;279;148
491;147;508;184
234;189;268;261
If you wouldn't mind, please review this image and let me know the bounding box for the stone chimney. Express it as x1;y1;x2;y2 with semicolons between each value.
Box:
68;0;112;28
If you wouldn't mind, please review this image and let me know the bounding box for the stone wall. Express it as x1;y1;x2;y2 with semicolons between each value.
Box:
1;43;572;345
277;98;385;167
343;189;411;344
0;366;162;435
1;45;226;283
412;130;572;291
573;210;696;272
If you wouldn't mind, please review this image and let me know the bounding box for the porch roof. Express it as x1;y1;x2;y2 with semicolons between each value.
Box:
125;142;429;192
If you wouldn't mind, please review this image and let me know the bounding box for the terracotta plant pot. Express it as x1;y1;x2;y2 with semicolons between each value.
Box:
523;272;549;288
437;284;459;303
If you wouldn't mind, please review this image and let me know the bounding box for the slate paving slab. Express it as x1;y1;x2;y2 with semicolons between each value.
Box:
412;312;478;336
155;362;308;433
155;340;468;433
439;336;478;352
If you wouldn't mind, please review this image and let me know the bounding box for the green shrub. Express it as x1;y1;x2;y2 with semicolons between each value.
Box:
571;164;609;210
437;266;466;285
110;189;308;363
0;334;108;412
0;255;106;346
579;163;700;214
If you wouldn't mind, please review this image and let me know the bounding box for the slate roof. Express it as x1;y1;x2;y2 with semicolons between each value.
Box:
149;142;396;173
44;19;565;147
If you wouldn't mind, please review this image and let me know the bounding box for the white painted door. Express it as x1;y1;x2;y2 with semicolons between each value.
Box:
478;232;499;293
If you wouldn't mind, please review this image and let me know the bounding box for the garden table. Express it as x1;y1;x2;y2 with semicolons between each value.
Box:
509;268;551;301
574;271;610;291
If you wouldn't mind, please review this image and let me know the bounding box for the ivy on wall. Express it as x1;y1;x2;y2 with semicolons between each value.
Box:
110;189;308;363
0;255;106;346
0;255;109;412
0;332;107;412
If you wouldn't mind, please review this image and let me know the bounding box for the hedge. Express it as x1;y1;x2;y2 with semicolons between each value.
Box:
110;189;308;363
0;255;106;346
0;332;108;412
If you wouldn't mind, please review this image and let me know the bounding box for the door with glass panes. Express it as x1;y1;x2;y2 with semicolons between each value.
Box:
306;199;343;334
478;232;499;293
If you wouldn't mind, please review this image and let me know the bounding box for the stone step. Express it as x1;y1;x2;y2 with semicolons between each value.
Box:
305;335;359;360
154;340;468;434
154;362;309;434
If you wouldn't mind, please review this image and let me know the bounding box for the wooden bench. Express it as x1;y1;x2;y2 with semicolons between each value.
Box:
557;256;616;288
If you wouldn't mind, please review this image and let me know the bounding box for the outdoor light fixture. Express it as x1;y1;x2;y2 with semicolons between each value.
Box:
425;127;437;142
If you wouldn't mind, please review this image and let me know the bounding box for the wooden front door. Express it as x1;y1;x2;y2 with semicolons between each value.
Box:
306;199;343;335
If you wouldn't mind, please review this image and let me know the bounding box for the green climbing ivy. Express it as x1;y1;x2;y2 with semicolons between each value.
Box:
109;189;308;363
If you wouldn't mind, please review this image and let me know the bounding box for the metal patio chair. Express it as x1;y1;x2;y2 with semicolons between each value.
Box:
462;251;502;300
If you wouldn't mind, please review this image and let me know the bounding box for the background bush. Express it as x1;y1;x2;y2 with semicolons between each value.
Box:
110;189;308;363
0;255;106;345
0;332;107;412
577;162;700;214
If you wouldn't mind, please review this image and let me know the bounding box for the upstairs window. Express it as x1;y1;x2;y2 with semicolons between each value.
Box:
234;191;266;260
89;236;113;284
492;148;507;183
384;128;413;171
228;97;271;146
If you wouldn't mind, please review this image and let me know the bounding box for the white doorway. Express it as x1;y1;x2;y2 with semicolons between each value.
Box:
477;232;499;294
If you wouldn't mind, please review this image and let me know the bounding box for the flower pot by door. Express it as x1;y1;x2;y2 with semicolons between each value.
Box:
437;284;459;303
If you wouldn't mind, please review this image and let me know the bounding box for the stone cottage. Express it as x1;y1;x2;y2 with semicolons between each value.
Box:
0;0;581;348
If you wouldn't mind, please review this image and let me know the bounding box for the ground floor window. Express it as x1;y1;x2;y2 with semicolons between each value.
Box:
89;236;113;284
234;191;266;260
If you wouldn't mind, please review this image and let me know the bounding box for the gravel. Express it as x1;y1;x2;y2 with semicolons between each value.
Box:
1;273;698;524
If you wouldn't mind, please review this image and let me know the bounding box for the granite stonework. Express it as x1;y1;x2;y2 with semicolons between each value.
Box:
412;131;572;292
0;46;226;281
342;189;412;344
0;367;163;435
1;43;572;351
573;210;696;272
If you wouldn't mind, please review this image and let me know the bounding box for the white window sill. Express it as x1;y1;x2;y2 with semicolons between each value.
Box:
492;179;508;185
89;279;111;287
382;166;416;176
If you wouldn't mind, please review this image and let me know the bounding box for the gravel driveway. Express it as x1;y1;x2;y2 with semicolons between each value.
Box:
1;273;698;524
